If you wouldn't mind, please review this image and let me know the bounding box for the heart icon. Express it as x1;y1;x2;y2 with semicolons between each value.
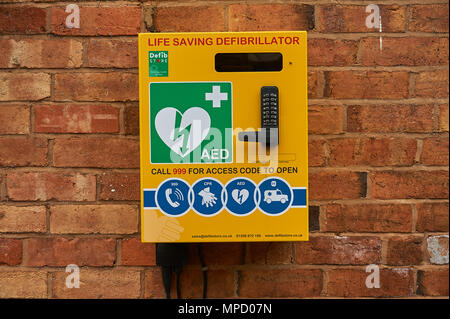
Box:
231;189;249;205
155;107;211;158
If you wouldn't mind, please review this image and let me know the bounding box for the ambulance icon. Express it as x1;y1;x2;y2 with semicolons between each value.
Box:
263;189;288;204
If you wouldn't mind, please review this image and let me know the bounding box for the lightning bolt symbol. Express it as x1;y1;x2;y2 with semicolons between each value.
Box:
237;190;244;204
172;113;192;156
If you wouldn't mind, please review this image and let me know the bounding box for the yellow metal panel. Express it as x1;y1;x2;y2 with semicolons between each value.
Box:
139;31;308;242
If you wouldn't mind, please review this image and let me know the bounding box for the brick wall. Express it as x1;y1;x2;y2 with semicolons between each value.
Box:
0;0;448;298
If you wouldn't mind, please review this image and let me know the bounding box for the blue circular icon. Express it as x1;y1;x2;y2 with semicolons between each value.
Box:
156;178;191;217
191;178;224;216
224;178;258;216
258;177;292;215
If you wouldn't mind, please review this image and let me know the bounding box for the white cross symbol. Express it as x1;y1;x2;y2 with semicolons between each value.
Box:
205;86;228;108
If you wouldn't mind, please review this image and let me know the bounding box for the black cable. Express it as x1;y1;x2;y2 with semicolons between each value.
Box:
156;243;188;299
176;269;181;299
198;244;208;299
161;266;172;299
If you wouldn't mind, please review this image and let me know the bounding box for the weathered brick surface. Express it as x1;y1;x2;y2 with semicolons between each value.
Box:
54;73;138;102
7;172;96;201
417;269;449;296
295;236;381;265
28;237;116;266
50;205;139;234
0;137;48;167
34;104;119;133
52;269;141;298
327;268;414;297
0;206;46;233
323;204;413;233
347;105;435;133
229;4;314;31
0;105;30;134
0;271;47;298
0;0;448;299
99;172;140;201
239;269;322;298
50;6;140;36
53;137;139;168
0;238;22;265
0;72;50;101
153;6;225;32
328;137;417;167
416;202;449;232
371;171;449;199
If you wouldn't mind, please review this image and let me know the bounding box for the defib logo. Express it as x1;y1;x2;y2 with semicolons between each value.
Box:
149;51;168;77
150;82;233;164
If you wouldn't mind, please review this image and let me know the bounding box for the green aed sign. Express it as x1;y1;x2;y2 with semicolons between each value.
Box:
149;82;233;164
149;51;168;77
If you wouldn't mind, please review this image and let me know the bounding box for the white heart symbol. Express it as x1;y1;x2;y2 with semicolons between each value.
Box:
155;107;211;158
231;189;249;205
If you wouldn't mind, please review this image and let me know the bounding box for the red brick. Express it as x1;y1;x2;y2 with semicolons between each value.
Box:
386;236;423;265
53;137;139;168
439;104;449;132
0;105;29;134
416;202;449;232
50;204;138;234
295;236;381;265
421;137;449;166
309;171;365;200
0;38;13;67
27;237;116;267
122;238;155;266
34;104;119;133
153;6;225;32
326;71;409;99
418;269;449;296
317;5;405;33
239;269;322;298
50;6;140;36
361;37;448;66
7;172;96;201
87;39;138;68
229;4;313;31
188;243;244;266
371;171;449;199
0;137;47;167
0;38;82;68
327;268;414;297
0;238;22;266
414;70;449;98
99;172;140;201
0;72;50;101
347;105;435;133
54;72;138;102
409;4;449;33
246;242;293;264
124;104;139;135
323;204;413;233
308;39;358;66
52;269;140;299
0;271;47;298
308;105;343;134
328;137;417;167
308;71;322;99
0;206;46;233
144;268;165;299
178;269;235;298
308;139;326;167
0;6;47;34
427;235;449;265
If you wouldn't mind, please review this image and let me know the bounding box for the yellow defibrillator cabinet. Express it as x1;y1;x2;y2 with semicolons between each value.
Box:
139;31;308;243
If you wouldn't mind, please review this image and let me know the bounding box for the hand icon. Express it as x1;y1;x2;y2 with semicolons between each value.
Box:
198;187;217;207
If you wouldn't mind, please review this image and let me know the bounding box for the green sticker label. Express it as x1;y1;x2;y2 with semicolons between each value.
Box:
149;51;168;77
150;82;233;164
